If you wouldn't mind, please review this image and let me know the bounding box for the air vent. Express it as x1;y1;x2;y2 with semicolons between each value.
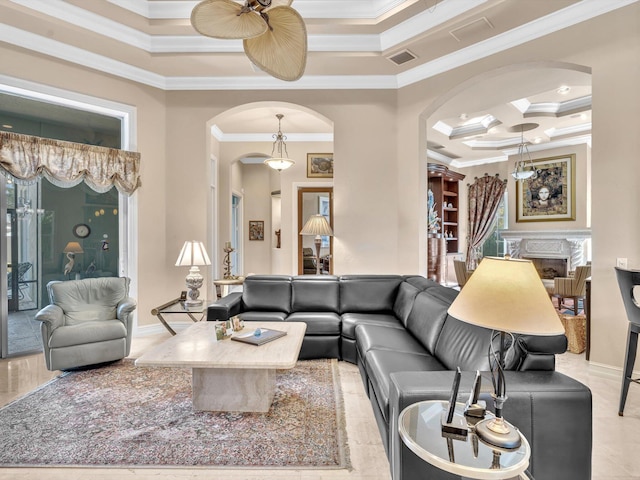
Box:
449;17;494;42
387;49;417;66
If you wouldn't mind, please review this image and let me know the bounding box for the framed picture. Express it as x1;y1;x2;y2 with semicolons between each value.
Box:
248;220;264;241
307;153;333;178
516;154;576;222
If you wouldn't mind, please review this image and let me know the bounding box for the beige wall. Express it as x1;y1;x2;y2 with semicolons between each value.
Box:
0;2;638;372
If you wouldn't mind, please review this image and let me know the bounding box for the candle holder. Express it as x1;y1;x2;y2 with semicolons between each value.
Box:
223;246;234;279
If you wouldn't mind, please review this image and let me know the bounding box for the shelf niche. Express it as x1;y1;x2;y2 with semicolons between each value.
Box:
427;163;465;284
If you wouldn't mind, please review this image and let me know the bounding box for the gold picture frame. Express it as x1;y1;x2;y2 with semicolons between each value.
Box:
248;220;264;241
516;154;576;222
307;153;333;178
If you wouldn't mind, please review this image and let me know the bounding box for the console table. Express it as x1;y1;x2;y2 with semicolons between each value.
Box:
398;400;530;480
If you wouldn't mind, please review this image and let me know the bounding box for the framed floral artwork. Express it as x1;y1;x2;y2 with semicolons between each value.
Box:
248;220;264;241
516;154;576;222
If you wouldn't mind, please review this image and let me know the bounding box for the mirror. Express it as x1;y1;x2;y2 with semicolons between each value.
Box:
298;187;333;275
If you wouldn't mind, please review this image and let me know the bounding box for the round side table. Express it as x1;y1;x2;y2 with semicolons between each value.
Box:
398;400;530;480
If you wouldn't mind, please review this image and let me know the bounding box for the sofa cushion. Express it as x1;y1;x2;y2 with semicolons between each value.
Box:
339;275;403;313
287;312;341;335
404;291;450;355
393;282;421;327
403;275;439;291
355;324;427;360
239;311;288;322
291;276;339;312
49;320;127;348
365;349;445;422
341;312;403;340
433;316;497;371
242;275;292;313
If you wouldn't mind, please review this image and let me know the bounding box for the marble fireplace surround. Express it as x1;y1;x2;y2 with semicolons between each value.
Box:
500;229;591;273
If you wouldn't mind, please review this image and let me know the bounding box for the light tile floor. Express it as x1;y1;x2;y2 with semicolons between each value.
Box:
0;332;639;480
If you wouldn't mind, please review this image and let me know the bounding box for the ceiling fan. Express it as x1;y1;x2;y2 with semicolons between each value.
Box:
190;0;307;82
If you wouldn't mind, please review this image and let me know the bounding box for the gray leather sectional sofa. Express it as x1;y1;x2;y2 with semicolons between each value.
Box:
207;274;592;480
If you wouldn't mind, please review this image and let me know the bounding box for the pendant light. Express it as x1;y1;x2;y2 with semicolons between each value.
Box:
509;123;538;181
264;114;295;171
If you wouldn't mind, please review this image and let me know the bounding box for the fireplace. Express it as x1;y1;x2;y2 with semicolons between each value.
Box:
500;229;591;272
529;257;568;279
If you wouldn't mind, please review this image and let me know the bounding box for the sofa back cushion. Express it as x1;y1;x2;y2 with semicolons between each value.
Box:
405;291;450;354
292;276;340;312
47;277;129;326
393;282;422;326
242;275;292;313
339;275;403;313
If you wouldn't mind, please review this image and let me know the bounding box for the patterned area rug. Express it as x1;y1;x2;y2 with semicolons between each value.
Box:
0;359;350;469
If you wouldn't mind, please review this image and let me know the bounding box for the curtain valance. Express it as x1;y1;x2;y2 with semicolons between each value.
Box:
0;132;141;195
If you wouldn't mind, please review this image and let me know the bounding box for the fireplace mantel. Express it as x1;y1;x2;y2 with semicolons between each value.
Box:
500;229;591;270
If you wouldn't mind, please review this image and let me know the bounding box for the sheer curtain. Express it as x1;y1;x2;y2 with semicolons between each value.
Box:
466;174;507;269
0;132;140;194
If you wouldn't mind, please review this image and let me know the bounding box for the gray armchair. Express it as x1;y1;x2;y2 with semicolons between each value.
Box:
35;277;137;371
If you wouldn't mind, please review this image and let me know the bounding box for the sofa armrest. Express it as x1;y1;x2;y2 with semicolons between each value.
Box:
117;297;137;322
34;304;64;330
206;292;243;321
388;370;591;480
515;334;568;371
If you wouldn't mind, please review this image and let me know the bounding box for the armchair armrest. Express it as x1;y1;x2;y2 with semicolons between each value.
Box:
117;296;137;322
388;370;591;480
206;292;243;321
34;304;64;331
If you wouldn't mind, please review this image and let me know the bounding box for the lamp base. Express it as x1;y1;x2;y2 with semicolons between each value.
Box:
475;417;522;449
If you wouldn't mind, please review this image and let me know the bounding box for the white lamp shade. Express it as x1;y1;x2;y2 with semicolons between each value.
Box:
300;214;333;236
175;241;211;267
447;257;564;336
264;157;295;171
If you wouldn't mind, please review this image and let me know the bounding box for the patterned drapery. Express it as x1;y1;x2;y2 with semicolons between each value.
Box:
0;132;141;195
466;173;507;269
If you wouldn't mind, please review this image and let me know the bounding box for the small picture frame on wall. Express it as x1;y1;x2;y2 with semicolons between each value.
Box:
516;154;576;222
307;153;333;178
249;220;264;241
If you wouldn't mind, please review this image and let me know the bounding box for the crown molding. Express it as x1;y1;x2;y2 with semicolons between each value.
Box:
3;0;638;91
107;0;420;21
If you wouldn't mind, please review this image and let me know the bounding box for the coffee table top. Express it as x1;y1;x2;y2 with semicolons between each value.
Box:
135;321;306;370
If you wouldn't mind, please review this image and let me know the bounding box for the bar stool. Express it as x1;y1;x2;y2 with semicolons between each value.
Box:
614;266;640;416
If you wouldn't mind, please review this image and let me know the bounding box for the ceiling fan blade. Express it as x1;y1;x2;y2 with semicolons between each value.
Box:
191;0;268;40
243;6;307;81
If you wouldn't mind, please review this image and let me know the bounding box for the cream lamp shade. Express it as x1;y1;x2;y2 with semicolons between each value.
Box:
447;256;564;336
175;241;211;306
63;241;84;254
300;214;333;237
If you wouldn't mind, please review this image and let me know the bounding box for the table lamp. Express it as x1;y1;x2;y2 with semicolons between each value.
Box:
62;241;84;277
175;240;211;306
447;256;564;449
300;214;333;274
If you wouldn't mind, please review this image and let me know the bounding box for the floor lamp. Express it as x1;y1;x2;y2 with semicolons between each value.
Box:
447;256;564;449
300;214;333;275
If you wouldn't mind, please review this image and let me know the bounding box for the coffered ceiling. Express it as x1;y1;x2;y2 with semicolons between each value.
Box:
0;0;635;166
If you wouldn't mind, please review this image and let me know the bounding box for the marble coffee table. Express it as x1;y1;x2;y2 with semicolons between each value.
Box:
135;321;306;412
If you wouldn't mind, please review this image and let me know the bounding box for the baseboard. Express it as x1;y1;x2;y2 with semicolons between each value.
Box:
588;361;638;380
134;322;193;337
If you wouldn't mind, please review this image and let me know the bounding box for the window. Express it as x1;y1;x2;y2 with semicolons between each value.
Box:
480;192;508;258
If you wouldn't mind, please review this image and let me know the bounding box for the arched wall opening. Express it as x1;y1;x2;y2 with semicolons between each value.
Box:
205;102;334;279
418;61;592;279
